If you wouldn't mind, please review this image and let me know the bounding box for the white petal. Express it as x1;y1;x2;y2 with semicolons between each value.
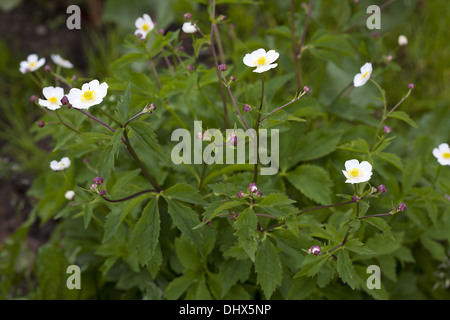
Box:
360;62;372;74
359;161;373;174
88;79;100;90
243;53;256;67
345;159;360;171
252;48;266;58
42;86;55;98
38;99;50;107
28;54;38;62
81;83;90;92
135;17;145;29
438;143;449;152
97;82;108;99
432;148;441;159
54;87;65;98
266;50;279;64
353;73;364;87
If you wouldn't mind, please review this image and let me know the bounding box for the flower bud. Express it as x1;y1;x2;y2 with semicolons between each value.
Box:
243;104;252;112
377;184;387;193
408;83;415;90
83;158;89;163
248;183;257;193
203;218;212;226
65;190;75;200
230;76;236;81
67;104;72;109
218;64;227;71
93;176;104;185
135;33;143;39
150;103;156;111
383;126;391;134
303;86;311;93
256;190;262;197
237;191;244;198
307;245;321;255
44;65;51;72
398;203;407;212
352;195;359;203
72;75;78;81
99;189;106;197
60;95;69;105
38;121;45;128
184;12;192;20
398;35;408;46
158;29;165;35
187;64;194;71
29;95;39;103
90;184;98;192
178;45;185;52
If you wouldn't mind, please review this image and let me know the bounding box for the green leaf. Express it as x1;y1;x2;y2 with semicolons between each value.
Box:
175;235;203;271
388;111;419;128
198;200;244;227
130;197;160;266
166;199;203;251
163;183;207;205
338;138;370;153
293;254;329;279
258;193;296;206
164;273;197;300
98;128;123;180
345;238;375;255
110;52;147;70
420;234;445;262
129;121;166;163
218;258;252;298
360;217;395;241
336;250;358;289
116;82;131;123
83;203;93;229
402;160;422;190
286;164;333;205
255;237;282;299
287;129;342;170
375;152;403;170
233;207;258;261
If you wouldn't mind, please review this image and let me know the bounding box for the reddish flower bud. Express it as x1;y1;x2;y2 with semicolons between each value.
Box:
383;126;391;134
187;64;194;71
184;12;192;20
44;65;51;72
303;86;311;93
307;245;321;255
408;83;415;90
243;104;252;112
218;64;227;71
99;189;106;197
29;95;39;103
93;176;104;185
378;184;387;193
38;121;45;128
230;76;236;81
398;203;407;212
60;96;69;105
237;191;245;198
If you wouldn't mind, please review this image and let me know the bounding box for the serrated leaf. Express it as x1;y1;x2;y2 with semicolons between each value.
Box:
98;128;123;180
345;238;374;255
166;199;203;251
255;237;282;299
375;152;403;170
360;217;395;241
233;207;258;261
286;164;333;205
388;111;418;128
258;193;296;206
164;273;197;300
130;197;160;266
293;253;329;279
337;250;358;289
163;183;207;205
129;121;166;163
218;258;252;298
116;82;131;123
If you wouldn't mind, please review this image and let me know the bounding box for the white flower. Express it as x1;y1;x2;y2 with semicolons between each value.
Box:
51;54;73;68
398;35;408;46
342;159;373;184
432;143;450;166
65;190;75;200
67;79;108;110
38;86;65;110
19;54;45;74
243;48;279;73
182;22;197;34
135;14;154;39
50;157;71;172
353;62;372;87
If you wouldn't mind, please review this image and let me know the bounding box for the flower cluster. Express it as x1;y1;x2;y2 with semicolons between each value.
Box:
20;53;73;74
237;183;262;198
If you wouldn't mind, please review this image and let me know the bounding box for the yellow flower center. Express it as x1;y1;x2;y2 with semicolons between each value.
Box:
48;96;58;104
81;90;96;102
29;61;37;68
443;152;450;159
348;168;362;178
255;56;267;66
142;23;149;31
362;71;369;79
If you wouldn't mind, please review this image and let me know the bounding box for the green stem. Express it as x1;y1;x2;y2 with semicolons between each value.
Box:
253;75;265;184
369;79;387;153
54;110;81;134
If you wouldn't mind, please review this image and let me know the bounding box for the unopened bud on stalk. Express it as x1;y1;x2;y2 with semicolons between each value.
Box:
99;189;106;197
243;104;252;112
408;83;415;90
93;176;104;185
398;203;407;212
303;86;311;93
44;65;51;72
187;64;194;71
352;195;360;203
383;126;392;134
38;121;45;128
307;245;321;255
184;12;192;20
230;76;236;82
30;95;39;103
237;191;244;198
378;184;387;193
60;96;69;105
218;64;227;71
